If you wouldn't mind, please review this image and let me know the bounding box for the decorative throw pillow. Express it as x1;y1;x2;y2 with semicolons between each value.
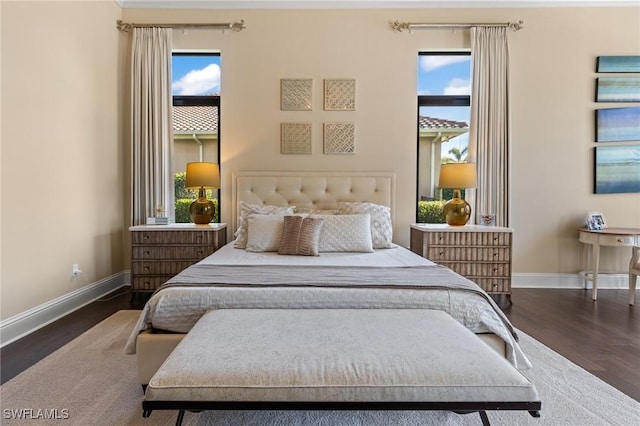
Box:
235;202;294;249
313;213;373;253
278;215;325;256
246;214;286;252
338;202;393;249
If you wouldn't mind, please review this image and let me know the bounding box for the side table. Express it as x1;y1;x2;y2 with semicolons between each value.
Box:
577;227;640;300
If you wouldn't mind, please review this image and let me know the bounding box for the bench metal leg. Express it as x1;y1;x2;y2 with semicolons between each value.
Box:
529;410;541;418
479;411;490;426
175;409;185;426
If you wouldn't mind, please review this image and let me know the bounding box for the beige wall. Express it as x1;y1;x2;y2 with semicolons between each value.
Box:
1;1;124;320
2;2;639;320
123;6;640;273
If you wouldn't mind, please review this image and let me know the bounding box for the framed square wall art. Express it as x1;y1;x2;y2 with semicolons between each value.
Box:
281;123;312;154
596;106;640;142
323;122;355;154
324;79;356;111
596;56;640;73
281;79;312;111
596;77;640;102
594;145;640;194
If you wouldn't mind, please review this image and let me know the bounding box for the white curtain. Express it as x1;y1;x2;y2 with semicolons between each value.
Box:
130;27;173;225
468;26;511;227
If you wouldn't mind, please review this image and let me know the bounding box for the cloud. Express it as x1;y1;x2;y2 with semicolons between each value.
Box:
172;63;220;95
420;55;469;72
444;78;471;95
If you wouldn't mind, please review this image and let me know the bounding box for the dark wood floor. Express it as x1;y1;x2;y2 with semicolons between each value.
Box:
2;287;638;402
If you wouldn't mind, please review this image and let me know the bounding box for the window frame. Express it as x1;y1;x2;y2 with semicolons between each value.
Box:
171;52;221;223
416;51;471;223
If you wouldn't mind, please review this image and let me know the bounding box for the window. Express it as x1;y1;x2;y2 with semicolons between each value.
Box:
417;52;471;223
171;52;221;223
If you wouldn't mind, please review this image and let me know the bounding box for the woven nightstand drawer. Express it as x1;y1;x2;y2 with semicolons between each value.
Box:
131;276;171;292
132;245;218;260
442;262;511;278
427;231;511;247
473;278;511;294
427;247;511;262
132;230;218;245
132;260;199;275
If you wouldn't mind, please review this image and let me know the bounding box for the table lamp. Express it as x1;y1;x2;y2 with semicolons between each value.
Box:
185;162;220;224
438;162;477;226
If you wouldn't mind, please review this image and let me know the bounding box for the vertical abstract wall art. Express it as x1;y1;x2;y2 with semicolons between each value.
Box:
596;56;640;73
596;106;640;142
596;77;640;102
594;145;640;194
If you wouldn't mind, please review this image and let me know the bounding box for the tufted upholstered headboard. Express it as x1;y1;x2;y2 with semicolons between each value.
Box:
231;171;396;235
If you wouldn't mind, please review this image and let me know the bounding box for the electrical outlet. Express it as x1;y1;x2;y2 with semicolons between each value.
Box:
72;264;81;277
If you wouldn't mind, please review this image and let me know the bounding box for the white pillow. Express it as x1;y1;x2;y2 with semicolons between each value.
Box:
338;202;393;249
246;214;285;252
312;213;373;253
235;202;294;249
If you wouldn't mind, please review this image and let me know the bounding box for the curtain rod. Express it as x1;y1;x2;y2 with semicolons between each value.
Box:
116;20;246;33
392;20;524;32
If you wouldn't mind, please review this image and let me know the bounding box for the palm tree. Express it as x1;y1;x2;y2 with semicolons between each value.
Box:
444;146;468;163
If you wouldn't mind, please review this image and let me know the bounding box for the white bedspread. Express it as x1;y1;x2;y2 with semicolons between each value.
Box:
125;243;531;370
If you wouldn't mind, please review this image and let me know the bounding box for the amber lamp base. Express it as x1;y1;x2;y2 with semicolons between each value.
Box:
189;187;215;224
443;189;472;226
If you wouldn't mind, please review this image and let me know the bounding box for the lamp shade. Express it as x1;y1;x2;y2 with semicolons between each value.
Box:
185;162;220;189
438;163;477;189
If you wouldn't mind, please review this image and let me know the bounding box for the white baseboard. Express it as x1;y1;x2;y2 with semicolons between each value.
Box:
0;271;131;348
513;272;630;289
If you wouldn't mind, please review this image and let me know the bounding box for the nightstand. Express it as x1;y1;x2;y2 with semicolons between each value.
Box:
410;224;513;302
129;223;227;294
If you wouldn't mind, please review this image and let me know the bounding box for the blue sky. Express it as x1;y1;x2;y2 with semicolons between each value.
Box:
418;55;471;158
172;55;221;95
418;55;471;96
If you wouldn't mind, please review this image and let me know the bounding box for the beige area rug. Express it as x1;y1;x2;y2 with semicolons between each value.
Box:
1;310;639;426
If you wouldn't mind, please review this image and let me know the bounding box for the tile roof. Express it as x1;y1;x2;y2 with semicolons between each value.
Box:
172;110;462;134
419;115;468;130
173;105;218;133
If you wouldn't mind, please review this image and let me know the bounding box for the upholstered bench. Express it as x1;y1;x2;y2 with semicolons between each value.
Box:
143;309;541;426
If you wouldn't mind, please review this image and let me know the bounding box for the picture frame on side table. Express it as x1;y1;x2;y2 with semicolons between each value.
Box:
586;212;607;231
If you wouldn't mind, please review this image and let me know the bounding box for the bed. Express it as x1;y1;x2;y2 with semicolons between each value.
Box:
126;171;531;386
